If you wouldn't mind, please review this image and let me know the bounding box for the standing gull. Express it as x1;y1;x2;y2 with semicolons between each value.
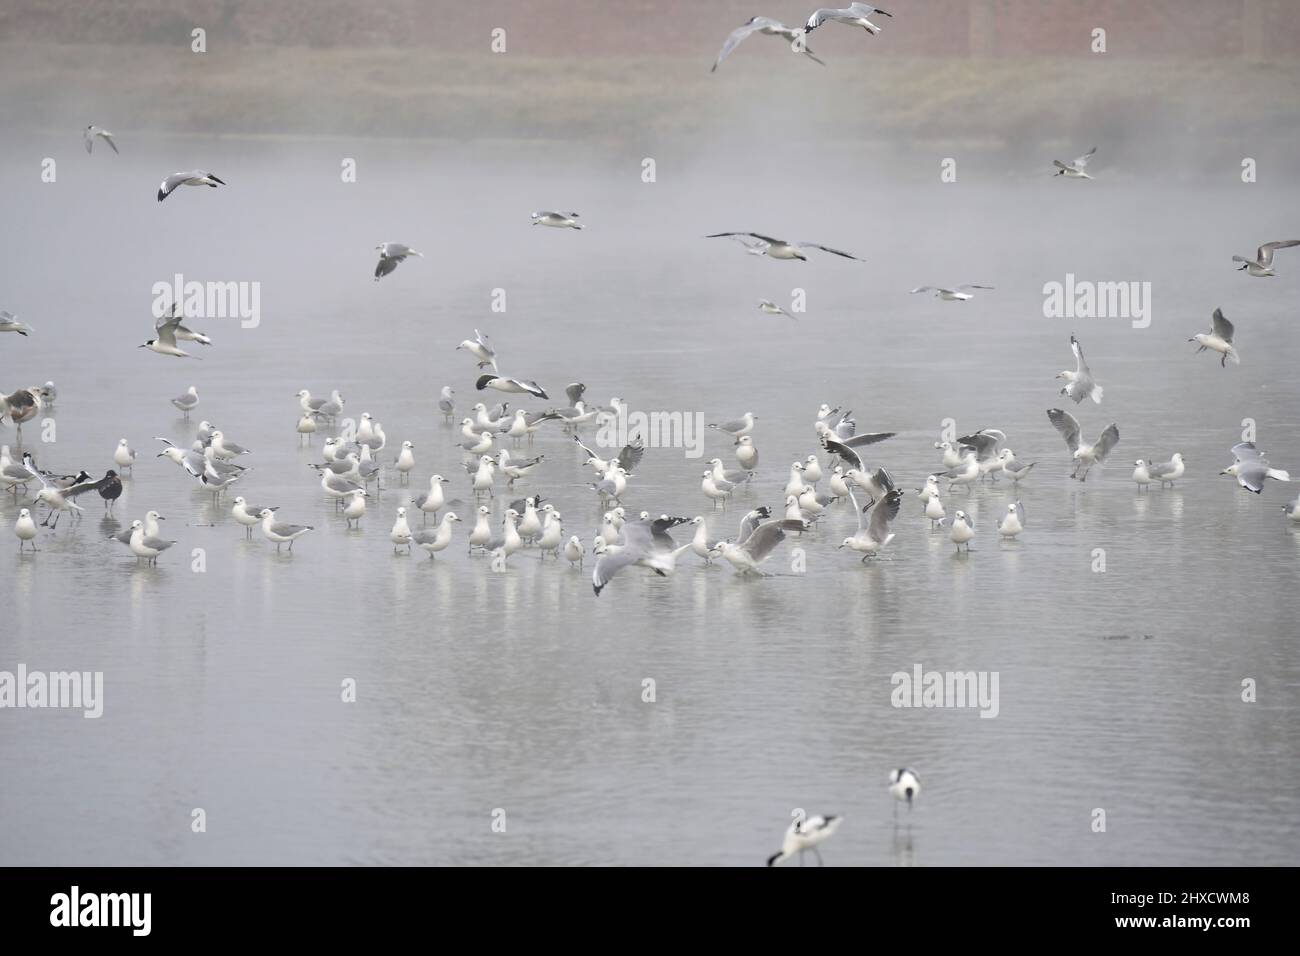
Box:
708;411;757;441
14;508;37;552
259;509;313;552
1148;453;1185;488
997;501;1025;539
889;769;921;811
171;386;200;419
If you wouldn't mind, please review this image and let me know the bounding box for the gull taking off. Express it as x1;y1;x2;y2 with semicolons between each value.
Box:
457;329;497;370
1222;442;1290;494
1232;239;1300;277
1058;335;1103;404
84;126;119;153
531;211;583;229
711;18;825;72
766;815;841;867
707;233;863;262
1189;308;1239;367
1047;409;1119;481
1053;147;1096;179
157;170;226;202
374;243;423;281
909;284;994;301
839;487;904;560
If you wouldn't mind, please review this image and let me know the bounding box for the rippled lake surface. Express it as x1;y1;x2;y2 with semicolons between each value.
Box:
1;139;1298;865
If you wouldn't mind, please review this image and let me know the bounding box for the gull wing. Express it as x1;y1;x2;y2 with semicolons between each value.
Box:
1211;308;1234;342
1093;424;1120;462
1047;408;1081;453
868;488;904;540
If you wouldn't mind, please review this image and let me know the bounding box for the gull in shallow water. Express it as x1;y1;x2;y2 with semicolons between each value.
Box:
716;517;805;575
531;211;583;230
1232;239;1300;277
171;386;199;419
997;501;1025;539
374;243;423;281
1148;452;1185;488
1284;494;1300;523
1189;307;1239;367
1057;335;1103;404
839;487;903;560
909;284;994;301
1222;442;1290;494
806;3;893;35
84;125;119;154
766;814;841;867
1047;409;1119;481
591;515;694;596
157;169;226;202
707;232;863;262
0;311;32;336
128;521;175;565
711;17;825;72
998;450;1036;484
1052;147;1096;179
259;509;313;553
949;510;975;553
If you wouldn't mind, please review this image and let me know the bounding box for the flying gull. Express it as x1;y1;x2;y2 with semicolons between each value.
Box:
1232;239;1300;277
707;232;864;262
711;17;825;72
1053;147;1096;179
157;170;225;201
1047;408;1119;480
1221;442;1290;494
1189;307;1239;367
805;3;893;35
84;126;119;154
374;243;423;281
909;284;994;301
1057;335;1102;404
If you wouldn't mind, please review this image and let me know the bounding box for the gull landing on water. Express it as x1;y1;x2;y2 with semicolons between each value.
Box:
706;232;865;262
374;243;423;281
1189;308;1239;367
806;4;893;35
711;17;825;73
1058;334;1103;404
83;126;118;154
157;170;226;202
909;284;994;301
531;211;583;230
1232;239;1300;277
1053;147;1096;179
1047;408;1119;481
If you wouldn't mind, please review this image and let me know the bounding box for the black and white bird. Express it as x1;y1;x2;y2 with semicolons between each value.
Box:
476;374;547;400
1052;147;1096;179
84;125;119;154
373;242;423;281
157;169;226;201
1221;442;1290;494
0;311;33;336
889;768;921;810
1232;239;1300;277
805;3;893;35
766;814;842;867
139;312;197;358
707;232;863;262
1047;409;1119;481
1057;335;1103;404
1189;307;1239;367
711;17;825;72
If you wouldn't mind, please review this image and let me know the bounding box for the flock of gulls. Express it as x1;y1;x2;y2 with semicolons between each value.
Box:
2;6;1297;865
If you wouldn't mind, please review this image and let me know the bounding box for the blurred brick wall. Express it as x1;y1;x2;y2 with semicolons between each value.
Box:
1;0;1296;55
